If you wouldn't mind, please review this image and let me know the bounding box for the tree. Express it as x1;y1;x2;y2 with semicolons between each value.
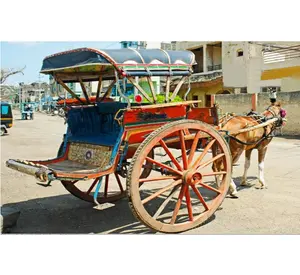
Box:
0;66;26;84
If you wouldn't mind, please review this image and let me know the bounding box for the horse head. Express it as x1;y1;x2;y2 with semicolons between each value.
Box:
262;102;286;127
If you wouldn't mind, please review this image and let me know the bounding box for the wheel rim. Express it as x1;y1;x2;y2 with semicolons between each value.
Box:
62;172;126;204
127;120;231;233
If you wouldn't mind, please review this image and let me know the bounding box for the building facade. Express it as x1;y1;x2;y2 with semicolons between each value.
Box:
169;41;300;106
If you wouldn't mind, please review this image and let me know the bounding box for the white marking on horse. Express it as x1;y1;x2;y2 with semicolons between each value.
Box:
229;178;238;198
258;161;266;188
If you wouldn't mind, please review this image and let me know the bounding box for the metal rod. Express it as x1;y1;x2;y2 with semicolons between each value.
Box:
184;77;191;101
115;71;131;108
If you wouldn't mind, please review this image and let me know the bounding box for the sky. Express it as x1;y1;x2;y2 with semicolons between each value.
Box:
1;41;121;85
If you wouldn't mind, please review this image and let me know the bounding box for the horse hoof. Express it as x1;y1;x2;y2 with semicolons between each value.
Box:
240;181;248;186
229;190;239;198
255;185;268;189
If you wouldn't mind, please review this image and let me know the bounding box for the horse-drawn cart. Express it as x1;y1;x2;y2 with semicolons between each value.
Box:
6;48;232;233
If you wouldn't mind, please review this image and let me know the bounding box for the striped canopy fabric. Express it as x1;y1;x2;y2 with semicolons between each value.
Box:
40;48;196;81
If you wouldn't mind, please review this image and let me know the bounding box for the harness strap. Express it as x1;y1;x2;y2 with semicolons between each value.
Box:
226;124;275;146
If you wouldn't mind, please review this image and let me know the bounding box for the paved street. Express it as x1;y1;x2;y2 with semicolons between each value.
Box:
1;110;300;234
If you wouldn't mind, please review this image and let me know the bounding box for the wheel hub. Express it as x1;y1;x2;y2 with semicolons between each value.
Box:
183;170;202;185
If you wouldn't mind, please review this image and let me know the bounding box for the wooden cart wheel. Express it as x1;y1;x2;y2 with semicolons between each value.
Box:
57;143;126;204
61;173;126;204
127;119;232;233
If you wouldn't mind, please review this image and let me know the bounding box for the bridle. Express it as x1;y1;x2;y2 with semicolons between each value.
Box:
263;106;283;128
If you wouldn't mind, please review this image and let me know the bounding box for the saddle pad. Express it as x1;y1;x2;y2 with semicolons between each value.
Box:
68;142;112;168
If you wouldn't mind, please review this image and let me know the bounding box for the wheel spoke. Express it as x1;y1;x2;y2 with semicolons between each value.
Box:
196;181;221;194
142;179;182;205
159;139;183;171
190;138;216;169
185;187;194;221
197;153;225;170
86;178;100;195
191;185;209;211
104;175;109;198
188;131;202;165
153;185;181;219
145;157;183;176
183;129;190;135
202;171;227;177
139;176;178;183
114;173;124;193
170;183;187;225
179;130;188;170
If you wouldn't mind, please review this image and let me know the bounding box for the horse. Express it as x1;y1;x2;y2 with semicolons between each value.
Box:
213;102;286;198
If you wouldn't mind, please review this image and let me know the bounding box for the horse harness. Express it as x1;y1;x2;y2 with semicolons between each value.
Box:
223;107;283;146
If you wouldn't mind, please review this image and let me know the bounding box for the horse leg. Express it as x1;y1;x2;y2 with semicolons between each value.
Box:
241;149;253;186
228;150;243;198
212;143;222;188
257;146;268;189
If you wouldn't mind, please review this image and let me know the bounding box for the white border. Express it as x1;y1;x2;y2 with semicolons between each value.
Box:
1;1;300;275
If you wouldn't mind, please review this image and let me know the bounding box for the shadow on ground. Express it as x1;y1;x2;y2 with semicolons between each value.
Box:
2;176;254;234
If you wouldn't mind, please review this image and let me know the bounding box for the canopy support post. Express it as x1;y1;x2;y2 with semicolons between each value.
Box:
170;76;188;101
96;75;103;102
99;80;116;103
161;49;172;103
127;77;153;104
147;77;157;103
55;77;85;104
165;76;170;103
78;77;91;104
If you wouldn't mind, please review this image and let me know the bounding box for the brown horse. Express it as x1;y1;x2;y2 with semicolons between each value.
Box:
213;102;284;198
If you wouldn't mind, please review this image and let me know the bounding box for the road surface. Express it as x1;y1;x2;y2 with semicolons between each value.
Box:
1;110;300;234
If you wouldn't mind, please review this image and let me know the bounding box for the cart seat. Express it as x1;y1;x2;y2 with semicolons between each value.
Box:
66;102;126;146
6;142;115;181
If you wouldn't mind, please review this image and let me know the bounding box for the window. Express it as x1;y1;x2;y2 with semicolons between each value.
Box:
1;105;9;115
261;86;280;93
193;95;199;107
237;49;244;57
240;87;247;93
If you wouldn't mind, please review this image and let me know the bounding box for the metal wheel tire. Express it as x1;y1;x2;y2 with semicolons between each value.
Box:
57;143;126;204
0;128;5;136
126;119;232;233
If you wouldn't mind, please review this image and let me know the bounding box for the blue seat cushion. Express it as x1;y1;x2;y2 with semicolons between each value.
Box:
67;103;124;146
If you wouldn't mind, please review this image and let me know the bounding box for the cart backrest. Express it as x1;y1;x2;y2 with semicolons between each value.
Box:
67;102;126;146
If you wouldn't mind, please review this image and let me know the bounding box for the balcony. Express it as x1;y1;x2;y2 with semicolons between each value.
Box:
207;64;222;71
261;44;300;80
263;45;300;64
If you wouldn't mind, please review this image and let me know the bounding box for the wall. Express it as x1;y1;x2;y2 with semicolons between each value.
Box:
193;50;204;72
222;42;249;88
215;91;300;136
179;81;233;107
207;45;222;67
281;76;300;92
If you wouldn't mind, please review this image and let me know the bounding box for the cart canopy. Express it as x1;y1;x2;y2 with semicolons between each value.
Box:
40;48;196;82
